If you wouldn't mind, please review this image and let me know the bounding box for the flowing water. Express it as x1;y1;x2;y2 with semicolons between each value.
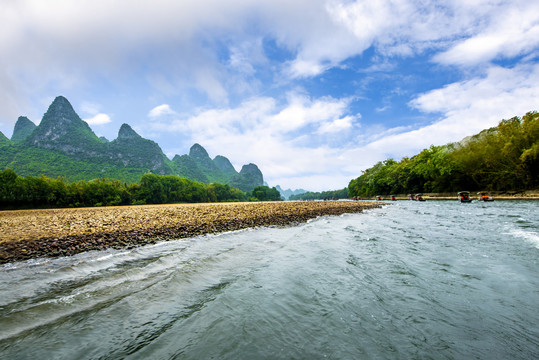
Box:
1;200;538;359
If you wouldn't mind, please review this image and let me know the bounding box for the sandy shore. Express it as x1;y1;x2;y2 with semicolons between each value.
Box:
0;201;382;264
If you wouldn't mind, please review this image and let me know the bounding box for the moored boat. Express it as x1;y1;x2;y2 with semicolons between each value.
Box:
477;192;494;201
458;191;473;203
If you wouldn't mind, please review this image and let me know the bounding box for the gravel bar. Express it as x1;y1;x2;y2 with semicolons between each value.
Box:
0;201;382;264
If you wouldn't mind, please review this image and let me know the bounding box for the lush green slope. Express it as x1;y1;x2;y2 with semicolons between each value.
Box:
0;169;280;209
289;188;348;200
0;96;265;191
0;131;9;145
11;116;37;143
348;112;539;197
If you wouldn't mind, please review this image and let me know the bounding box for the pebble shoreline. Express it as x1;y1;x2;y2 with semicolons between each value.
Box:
0;201;382;264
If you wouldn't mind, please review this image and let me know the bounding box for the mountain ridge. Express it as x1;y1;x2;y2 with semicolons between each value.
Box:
0;96;264;190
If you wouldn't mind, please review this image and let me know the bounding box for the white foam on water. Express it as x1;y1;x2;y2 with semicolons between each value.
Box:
506;228;539;249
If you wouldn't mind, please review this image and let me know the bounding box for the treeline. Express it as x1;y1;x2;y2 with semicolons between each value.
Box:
0;170;281;209
289;188;348;200
349;112;539;197
248;186;283;201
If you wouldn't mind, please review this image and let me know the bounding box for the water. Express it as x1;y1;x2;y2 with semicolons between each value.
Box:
1;200;538;359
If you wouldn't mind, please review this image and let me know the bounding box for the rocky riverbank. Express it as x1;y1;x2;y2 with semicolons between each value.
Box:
0;201;382;264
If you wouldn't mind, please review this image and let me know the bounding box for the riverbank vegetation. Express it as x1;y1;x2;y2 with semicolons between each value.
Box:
348;112;539;197
0;170;282;210
289;188;348;200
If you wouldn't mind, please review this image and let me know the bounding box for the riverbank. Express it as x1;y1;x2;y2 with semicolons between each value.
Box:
366;190;539;201
0;201;382;264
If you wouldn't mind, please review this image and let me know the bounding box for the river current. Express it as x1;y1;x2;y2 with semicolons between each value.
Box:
1;200;538;359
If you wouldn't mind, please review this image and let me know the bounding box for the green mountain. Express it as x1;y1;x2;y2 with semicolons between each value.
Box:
172;154;209;183
214;155;237;177
188;143;228;183
11;116;37;143
26;96;104;156
0;131;9;145
108;124;172;175
230;163;264;192
348;111;539;195
0;96;264;190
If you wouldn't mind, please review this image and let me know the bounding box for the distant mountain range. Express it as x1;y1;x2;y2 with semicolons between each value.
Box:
0;96;264;191
275;185;308;200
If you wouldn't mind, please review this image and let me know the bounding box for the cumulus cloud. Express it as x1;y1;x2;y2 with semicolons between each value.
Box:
156;61;539;190
2;0;538;189
84;113;111;125
433;1;539;66
149;93;360;189
369;63;539;158
148;104;177;118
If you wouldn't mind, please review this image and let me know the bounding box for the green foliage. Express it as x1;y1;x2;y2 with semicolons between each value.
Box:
172;155;209;183
289;188;348;200
247;186;283;201
0;169;247;210
11;116;37;143
348;112;539;196
0;97;264;191
0;131;11;144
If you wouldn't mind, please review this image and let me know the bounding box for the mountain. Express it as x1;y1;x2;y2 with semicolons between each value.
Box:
173;144;264;189
230;163;264;192
11;116;37;143
0;96;264;190
26;96;104;156
188;143;229;183
172;154;209;183
0;131;9;145
214;155;237;177
108;124;172;175
275;185;308;200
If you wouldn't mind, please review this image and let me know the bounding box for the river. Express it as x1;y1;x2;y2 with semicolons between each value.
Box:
1;200;538;359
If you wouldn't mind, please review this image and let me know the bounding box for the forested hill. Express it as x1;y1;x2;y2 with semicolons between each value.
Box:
0;96;264;191
348;112;539;197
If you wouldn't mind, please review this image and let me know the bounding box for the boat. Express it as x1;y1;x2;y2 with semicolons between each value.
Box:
408;194;415;200
375;195;383;200
415;193;426;201
390;195;396;201
477;192;494;201
458;191;473;203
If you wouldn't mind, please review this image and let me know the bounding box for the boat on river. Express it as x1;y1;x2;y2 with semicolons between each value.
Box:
408;194;415;200
375;195;383;200
477;192;494;201
458;191;473;203
415;193;426;201
390;195;396;201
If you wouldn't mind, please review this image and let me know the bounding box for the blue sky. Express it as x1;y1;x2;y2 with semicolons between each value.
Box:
1;0;538;191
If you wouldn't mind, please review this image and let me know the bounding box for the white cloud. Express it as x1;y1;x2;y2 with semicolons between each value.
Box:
148;104;177;118
149;93;360;190
173;62;539;190
317;115;354;134
434;1;539;66
370;62;539;156
1;0;538;190
84;113;111;125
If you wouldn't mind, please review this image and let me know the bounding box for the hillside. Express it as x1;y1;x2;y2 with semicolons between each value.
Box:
348;112;539;196
0;96;264;190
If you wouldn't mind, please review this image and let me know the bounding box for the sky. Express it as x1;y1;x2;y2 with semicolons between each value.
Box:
1;0;538;191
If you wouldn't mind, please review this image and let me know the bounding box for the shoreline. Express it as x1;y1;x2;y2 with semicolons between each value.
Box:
364;190;539;201
0;201;382;265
